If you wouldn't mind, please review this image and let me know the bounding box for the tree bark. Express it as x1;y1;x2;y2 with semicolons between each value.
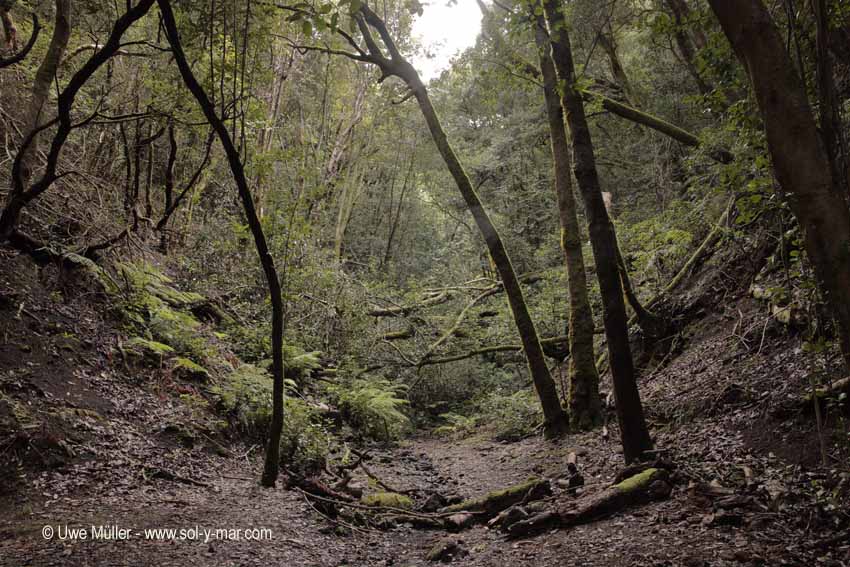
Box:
16;0;70;194
1;4;16;50
812;0;847;198
532;9;602;431
0;12;40;69
158;0;287;487
708;0;850;369
543;0;653;462
353;5;569;438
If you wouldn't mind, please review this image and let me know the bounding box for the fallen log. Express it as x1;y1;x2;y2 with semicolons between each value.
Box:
507;468;672;538
439;477;551;520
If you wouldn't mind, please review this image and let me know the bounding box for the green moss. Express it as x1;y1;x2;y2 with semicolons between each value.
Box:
613;468;660;493
442;478;549;515
125;337;175;356
173;357;209;380
360;492;414;509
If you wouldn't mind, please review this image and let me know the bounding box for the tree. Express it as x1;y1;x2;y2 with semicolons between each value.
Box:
543;0;653;462
330;2;570;437
529;7;602;430
158;0;288;486
0;0;70;245
0;0;150;258
707;0;850;370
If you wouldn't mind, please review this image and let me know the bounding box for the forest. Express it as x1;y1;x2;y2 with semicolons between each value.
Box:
1;0;849;564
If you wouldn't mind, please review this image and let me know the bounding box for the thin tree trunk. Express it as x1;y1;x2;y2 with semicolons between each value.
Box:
15;0;71;193
158;0;287;487
532;9;602;431
708;0;850;369
597;30;636;104
161;122;177;252
383;143;416;268
410;69;568;437
812;0;847;198
543;0;653;462
663;0;711;95
1;5;16;50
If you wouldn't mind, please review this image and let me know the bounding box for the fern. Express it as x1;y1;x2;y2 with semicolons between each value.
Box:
331;378;410;441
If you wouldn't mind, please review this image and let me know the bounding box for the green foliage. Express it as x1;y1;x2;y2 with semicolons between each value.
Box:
209;363;329;475
432;412;477;437
330;377;410;441
209;363;283;432
477;390;542;441
280;397;332;477
109;262;211;361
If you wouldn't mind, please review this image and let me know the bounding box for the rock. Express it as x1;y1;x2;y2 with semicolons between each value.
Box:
420;492;447;512
171;357;209;381
444;513;475;532
425;537;467;563
345;482;365;499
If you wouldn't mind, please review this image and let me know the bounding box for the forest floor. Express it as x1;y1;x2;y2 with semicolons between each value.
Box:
2;247;850;566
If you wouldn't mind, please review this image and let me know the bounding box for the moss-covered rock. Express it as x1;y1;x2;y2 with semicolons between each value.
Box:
124;337;175;359
172;357;209;381
360;492;414;509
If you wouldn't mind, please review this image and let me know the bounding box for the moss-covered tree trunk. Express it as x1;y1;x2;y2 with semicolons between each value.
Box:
543;0;652;462
708;0;850;370
531;10;601;431
158;0;287;487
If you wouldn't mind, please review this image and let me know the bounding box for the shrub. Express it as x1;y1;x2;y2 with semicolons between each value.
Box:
331;377;410;441
209;363;329;476
432;412;477;437
478;390;542;441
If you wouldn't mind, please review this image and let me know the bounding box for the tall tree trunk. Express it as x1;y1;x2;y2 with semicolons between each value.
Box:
158;0;288;487
708;0;850;369
383;143;416;268
532;10;602;431
410;76;568;438
666;0;708;50
352;6;569;437
543;0;653;462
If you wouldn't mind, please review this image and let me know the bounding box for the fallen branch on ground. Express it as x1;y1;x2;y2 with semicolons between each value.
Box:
507;468;673;538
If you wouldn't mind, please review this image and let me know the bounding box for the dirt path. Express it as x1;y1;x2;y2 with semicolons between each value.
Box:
3;423;840;567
